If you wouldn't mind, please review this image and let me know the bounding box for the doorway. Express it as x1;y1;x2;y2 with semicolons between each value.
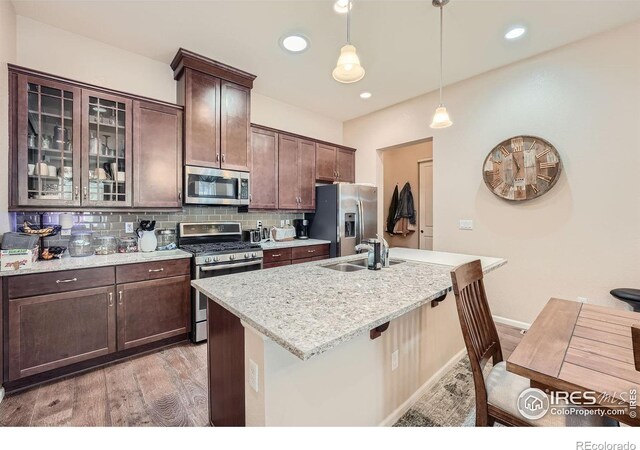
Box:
418;160;433;250
381;138;433;249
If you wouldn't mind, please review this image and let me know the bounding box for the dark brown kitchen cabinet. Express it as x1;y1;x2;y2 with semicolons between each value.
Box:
278;134;316;210
250;126;278;209
14;73;82;207
3;260;191;390
181;68;220;168
220;81;251;172
116;275;190;351
7;285;116;381
133;101;183;208
9;65;184;211
81;89;133;207
315;143;356;183
172;49;256;172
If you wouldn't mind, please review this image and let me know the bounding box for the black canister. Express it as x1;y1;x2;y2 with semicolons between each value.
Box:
367;238;382;270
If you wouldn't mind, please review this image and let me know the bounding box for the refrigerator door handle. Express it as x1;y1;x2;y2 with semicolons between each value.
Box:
336;225;340;243
358;200;365;245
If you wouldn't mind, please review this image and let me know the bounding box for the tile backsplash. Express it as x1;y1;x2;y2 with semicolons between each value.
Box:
12;207;302;248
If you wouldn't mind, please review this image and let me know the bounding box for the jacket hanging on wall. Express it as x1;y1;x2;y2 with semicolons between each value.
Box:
388;182;417;237
386;185;399;234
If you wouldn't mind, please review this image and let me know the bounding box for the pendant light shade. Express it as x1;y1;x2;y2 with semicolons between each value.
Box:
430;0;452;129
430;105;452;129
333;1;365;84
333;44;365;83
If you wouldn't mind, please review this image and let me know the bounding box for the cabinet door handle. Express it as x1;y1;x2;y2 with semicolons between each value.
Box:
222;154;226;163
271;254;281;258
118;291;123;306
108;292;114;307
148;268;164;273
83;186;88;199
74;186;79;199
216;153;220;162
307;249;316;253
56;277;77;284
178;191;182;201
337;171;340;178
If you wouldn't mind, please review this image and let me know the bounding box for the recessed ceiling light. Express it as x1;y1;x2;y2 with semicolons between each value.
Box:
505;26;526;40
359;92;372;99
280;34;309;53
334;0;352;14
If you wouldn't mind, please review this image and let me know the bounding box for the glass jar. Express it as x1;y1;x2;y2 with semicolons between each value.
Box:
93;235;117;255
68;230;94;257
118;236;138;253
156;229;176;250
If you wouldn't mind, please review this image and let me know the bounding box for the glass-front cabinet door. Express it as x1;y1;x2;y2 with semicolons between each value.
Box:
81;90;132;207
17;75;82;206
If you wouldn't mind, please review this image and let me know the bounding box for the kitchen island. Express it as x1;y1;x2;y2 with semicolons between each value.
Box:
192;248;506;426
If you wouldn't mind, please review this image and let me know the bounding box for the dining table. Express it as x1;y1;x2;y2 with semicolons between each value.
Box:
507;298;640;427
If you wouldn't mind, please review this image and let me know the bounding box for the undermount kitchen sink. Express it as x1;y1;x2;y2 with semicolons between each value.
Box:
322;259;405;272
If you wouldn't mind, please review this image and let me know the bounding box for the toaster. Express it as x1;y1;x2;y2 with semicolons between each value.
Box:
243;229;262;244
270;226;297;242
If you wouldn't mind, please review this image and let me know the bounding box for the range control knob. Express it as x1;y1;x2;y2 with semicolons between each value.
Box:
244;253;250;259
205;257;212;263
229;254;236;261
251;252;257;258
213;256;220;262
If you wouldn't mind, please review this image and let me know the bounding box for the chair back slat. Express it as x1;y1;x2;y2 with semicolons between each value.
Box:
632;324;640;371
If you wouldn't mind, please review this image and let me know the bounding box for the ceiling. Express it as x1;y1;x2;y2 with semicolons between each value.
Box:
11;0;640;121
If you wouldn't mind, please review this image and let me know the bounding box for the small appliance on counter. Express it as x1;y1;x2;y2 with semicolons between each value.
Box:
136;220;157;252
243;228;262;244
270;225;297;242
293;219;309;240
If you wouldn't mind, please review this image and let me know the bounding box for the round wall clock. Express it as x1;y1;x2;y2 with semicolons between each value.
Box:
482;135;561;201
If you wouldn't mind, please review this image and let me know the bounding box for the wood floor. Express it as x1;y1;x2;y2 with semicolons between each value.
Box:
0;343;209;427
0;324;525;427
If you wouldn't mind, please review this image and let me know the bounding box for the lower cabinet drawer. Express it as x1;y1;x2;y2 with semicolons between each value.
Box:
263;261;291;269
263;248;292;263
8;267;115;299
291;244;329;261
116;258;190;284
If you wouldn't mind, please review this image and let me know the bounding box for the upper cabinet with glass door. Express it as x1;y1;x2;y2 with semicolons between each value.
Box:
17;74;82;207
81;90;132;207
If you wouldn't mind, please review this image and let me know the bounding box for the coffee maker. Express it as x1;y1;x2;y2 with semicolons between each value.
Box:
293;219;309;240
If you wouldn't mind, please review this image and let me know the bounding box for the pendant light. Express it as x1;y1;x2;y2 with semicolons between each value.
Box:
332;1;365;83
430;0;453;129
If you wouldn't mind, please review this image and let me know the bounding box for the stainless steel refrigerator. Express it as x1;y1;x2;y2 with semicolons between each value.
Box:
308;184;378;258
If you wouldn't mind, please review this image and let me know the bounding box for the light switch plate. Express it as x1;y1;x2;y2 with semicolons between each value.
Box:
256;220;262;229
459;219;473;230
249;359;259;392
391;350;399;371
125;222;134;233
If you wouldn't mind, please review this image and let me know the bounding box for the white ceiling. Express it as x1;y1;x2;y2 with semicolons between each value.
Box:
11;0;640;121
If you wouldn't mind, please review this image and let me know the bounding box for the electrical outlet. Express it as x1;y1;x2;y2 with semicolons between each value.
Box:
578;297;588;304
285;219;290;226
256;220;262;229
249;359;259;392
125;222;134;233
391;350;399;371
459;219;474;230
280;220;285;227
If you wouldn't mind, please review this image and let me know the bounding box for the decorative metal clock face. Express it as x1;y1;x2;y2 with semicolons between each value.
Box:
483;135;561;201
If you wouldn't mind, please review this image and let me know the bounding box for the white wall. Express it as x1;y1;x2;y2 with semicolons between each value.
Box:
0;1;17;234
344;21;640;323
16;16;343;144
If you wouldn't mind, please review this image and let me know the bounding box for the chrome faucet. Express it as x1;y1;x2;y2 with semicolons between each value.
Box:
378;234;390;268
355;237;390;270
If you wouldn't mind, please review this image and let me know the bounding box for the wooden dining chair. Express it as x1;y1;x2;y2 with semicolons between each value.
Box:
450;260;618;427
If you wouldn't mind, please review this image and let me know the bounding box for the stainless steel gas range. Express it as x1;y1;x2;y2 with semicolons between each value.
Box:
178;222;263;343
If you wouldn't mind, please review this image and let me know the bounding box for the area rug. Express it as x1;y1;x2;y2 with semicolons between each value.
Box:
393;357;478;427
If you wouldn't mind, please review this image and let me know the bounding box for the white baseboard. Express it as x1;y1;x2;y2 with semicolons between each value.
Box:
493;315;531;330
379;347;467;427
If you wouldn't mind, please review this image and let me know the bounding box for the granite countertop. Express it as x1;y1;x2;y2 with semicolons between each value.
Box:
191;248;506;360
0;249;192;277
260;239;331;250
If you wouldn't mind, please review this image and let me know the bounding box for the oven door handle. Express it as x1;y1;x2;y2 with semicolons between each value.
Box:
199;260;263;272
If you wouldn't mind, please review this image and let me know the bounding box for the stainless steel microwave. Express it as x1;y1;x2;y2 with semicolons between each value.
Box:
184;166;250;206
